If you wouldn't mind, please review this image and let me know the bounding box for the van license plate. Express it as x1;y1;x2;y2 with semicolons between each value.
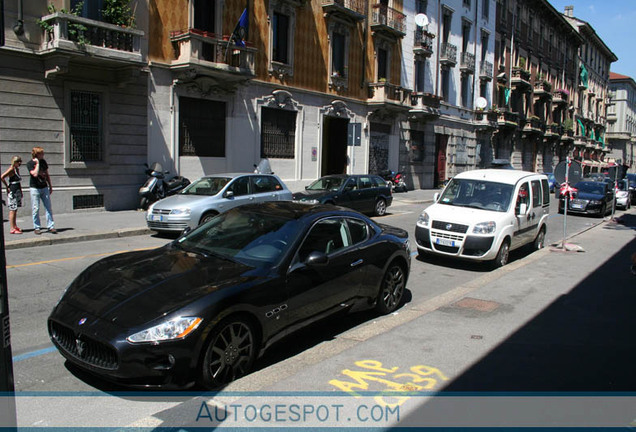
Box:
152;215;163;222
571;203;583;209
435;238;455;247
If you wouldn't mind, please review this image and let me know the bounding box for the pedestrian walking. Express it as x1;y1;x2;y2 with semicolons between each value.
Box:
1;155;24;234
26;146;56;234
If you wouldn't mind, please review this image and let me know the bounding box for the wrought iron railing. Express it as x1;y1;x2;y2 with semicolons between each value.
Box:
371;4;406;35
440;42;457;65
321;0;366;16
479;60;493;79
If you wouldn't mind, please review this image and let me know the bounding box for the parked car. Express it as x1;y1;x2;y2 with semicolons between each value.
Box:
615;179;632;210
415;169;550;268
292;174;393;216
626;173;636;205
558;180;614;217
48;202;410;389
146;173;292;233
584;173;607;182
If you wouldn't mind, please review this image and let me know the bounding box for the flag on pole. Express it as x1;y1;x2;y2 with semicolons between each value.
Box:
231;7;249;47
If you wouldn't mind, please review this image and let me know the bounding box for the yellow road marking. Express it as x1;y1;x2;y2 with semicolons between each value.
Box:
6;247;155;269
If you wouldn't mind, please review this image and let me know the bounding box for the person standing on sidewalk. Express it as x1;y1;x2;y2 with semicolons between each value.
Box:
26;147;56;235
1;155;24;234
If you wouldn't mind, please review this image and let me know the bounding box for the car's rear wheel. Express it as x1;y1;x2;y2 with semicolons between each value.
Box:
200;318;256;389
139;197;149;210
533;226;546;251
493;239;510;268
375;262;406;314
374;198;387;216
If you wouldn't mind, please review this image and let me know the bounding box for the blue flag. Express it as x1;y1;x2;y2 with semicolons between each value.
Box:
232;8;248;47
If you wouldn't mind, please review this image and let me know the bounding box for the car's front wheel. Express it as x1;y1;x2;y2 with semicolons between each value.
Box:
374;198;387;216
199;318;257;389
199;212;218;226
375;262;406;314
493;239;510;268
533;226;546;251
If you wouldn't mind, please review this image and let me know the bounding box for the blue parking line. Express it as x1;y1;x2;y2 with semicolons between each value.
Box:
13;346;57;363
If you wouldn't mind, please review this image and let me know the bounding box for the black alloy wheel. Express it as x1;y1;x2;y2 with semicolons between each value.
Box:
375;262;406;314
374;198;387;216
200;318;256;389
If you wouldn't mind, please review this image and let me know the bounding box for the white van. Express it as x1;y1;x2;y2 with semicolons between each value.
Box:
415;169;550;267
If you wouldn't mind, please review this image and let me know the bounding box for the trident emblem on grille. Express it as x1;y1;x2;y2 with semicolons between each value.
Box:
76;338;86;356
446;224;453;230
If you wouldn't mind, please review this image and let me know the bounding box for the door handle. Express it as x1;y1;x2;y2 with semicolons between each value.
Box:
350;259;364;267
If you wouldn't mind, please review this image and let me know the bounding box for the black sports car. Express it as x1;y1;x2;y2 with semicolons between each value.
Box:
48;202;410;389
292;174;393;216
558;180;614;217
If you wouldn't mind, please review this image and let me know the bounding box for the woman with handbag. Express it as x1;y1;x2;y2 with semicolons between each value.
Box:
2;156;24;234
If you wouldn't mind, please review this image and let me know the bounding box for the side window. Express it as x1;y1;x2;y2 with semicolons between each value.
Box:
298;218;349;261
230;176;250;196
347;218;368;245
344;178;357;191
515;182;529;213
541;179;550;206
531;180;541;208
252;175;276;193
359;176;373;189
372;176;386;187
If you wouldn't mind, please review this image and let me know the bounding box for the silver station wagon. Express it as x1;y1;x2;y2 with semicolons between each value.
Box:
147;173;293;233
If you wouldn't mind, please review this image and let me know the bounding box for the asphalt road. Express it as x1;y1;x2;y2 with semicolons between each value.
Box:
4;198;630;428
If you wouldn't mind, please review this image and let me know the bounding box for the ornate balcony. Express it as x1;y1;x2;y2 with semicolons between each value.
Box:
479;60;493;81
544;123;562;140
370;4;406;38
368;82;411;111
523;116;545;135
552;89;569;105
408;92;442;120
321;0;366;22
511;67;531;90
460;52;475;74
607;111;617;122
440;42;457;68
533;80;553;99
414;29;435;57
497;110;519;129
561;128;574;143
169;30;256;85
38;12;145;78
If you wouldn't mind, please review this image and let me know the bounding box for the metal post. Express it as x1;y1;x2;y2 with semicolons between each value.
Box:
562;159;569;250
611;166;618;220
0;161;18;429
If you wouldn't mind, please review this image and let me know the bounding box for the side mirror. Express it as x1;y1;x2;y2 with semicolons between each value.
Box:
305;251;329;267
433;192;440;202
224;190;234;199
517;203;528;216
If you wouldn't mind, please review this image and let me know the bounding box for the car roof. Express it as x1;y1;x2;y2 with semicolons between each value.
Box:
453;169;545;184
201;173;277;178
231;200;371;221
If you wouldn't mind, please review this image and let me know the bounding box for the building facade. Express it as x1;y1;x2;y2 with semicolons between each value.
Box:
0;0;149;213
606;72;636;173
562;6;617;175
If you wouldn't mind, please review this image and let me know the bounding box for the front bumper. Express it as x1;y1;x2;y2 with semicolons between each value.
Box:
146;210;192;232
415;224;495;260
560;199;604;215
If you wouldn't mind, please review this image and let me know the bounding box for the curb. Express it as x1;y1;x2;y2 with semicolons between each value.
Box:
4;227;153;250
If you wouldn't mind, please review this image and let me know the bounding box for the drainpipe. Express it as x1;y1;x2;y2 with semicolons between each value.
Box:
13;0;24;35
361;0;368;90
435;0;441;97
472;0;479;111
170;79;180;174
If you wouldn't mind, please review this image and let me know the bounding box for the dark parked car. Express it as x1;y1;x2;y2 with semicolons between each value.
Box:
558;180;614;217
626;173;636;205
48;202;410;389
292;174;393;216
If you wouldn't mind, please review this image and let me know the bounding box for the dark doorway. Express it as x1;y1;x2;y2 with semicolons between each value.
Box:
434;134;448;187
322;116;349;176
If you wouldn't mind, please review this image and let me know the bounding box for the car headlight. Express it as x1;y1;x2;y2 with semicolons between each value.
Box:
127;317;203;343
589;200;602;205
473;221;496;234
417;211;430;227
170;208;191;215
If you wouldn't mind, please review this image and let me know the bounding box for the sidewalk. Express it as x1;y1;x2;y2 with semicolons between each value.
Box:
2;189;439;250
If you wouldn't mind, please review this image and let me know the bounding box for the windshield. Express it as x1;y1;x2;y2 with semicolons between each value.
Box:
575;182;606;195
439;178;514;212
181;177;231;196
176;208;299;266
306;176;346;191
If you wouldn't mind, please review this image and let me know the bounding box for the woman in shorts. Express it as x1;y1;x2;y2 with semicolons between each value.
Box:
2;156;24;234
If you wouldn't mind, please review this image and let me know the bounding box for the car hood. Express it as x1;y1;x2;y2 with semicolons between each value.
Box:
152;194;216;209
574;191;604;201
293;190;334;200
58;245;255;328
425;203;509;225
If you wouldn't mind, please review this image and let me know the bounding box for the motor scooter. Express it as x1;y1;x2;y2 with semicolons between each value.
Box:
138;162;190;210
379;169;407;192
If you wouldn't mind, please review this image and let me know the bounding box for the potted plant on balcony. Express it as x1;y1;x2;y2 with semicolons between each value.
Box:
563;118;574;136
101;0;136;27
38;2;89;46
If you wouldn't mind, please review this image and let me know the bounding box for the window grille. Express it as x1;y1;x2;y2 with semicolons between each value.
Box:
261;108;296;159
70;91;103;162
179;97;226;157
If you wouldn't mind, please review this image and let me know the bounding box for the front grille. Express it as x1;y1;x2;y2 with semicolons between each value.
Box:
431;230;464;241
151;209;172;215
433;244;460;253
50;321;118;370
147;221;188;230
432;220;469;233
